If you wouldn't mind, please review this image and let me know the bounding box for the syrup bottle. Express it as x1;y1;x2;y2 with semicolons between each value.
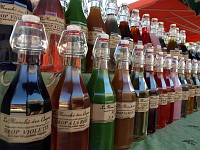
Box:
167;24;178;54
0;14;51;150
154;52;168;129
185;59;195;114
131;42;149;141
178;57;189;117
130;9;142;44
112;40;136;149
87;33;116;150
0;0;32;70
51;25;90;150
144;47;159;134
178;30;188;60
86;0;105;72
34;0;65;73
157;22;166;48
105;0;121;72
163;54;175;124
141;14;151;45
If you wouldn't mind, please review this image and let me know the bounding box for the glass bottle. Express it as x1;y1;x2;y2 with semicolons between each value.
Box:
178;57;189;118
86;0;105;73
0;15;51;150
185;59;195;114
51;25;90;150
65;0;88;73
131;42;149;141
0;0;32;71
167;24;178;54
157;22;166;48
163;54;175;124
112;40;136;149
154;52;168;129
105;0;121;72
178;30;188;60
141;14;151;45
191;59;200;111
87;33;116;150
170;56;182;120
34;0;65;73
130;9;142;44
150;18;158;35
144;47;159;134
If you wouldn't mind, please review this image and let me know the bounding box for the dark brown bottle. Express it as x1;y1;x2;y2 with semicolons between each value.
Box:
167;24;178;54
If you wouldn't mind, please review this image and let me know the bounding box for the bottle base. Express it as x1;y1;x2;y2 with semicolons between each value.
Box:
133;135;146;142
113;143;133;150
187;111;193;114
156;124;166;129
147;129;156;135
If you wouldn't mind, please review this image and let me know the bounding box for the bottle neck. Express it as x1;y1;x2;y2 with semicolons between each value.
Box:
63;57;81;69
93;58;109;69
116;61;129;70
134;64;144;73
163;68;171;76
155;66;163;73
171;68;178;73
17;51;43;65
119;16;129;22
144;65;154;72
90;1;101;8
178;69;185;74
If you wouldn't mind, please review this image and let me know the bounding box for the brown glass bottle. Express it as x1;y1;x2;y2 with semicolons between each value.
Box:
185;59;195;114
112;40;136;149
86;0;105;72
167;24;178;54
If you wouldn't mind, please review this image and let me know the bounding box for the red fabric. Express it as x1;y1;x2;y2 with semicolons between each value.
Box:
129;0;200;42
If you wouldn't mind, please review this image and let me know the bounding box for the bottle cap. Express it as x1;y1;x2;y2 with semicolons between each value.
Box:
141;14;150;28
22;15;40;23
178;57;185;70
105;0;118;15
186;59;192;70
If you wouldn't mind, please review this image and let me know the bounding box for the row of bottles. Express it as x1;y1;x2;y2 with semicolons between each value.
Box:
1;14;200;150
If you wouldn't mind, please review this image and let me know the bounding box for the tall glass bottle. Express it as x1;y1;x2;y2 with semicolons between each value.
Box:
157;22;166;48
130;9;142;44
144;48;159;134
154;52;168;129
105;0;121;72
178;30;188;60
0;0;32;70
86;0;105;72
34;0;65;73
112;40;136;149
178;57;189;118
141;14;151;45
171;56;182;120
163;54;175;124
131;42;149;141
191;59;200;111
167;24;178;54
65;0;88;73
51;25;90;150
87;33;116;150
185;59;195;114
0;15;51;150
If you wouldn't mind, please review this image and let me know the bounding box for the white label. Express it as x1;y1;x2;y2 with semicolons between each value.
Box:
0;3;31;26
52;107;90;133
189;89;195;97
149;95;159;109
88;28;103;45
168;92;175;103
40;15;65;36
135;98;149;112
116;102;135;119
159;94;168;105
182;91;189;100
175;91;182;101
195;88;200;96
110;34;121;49
91;103;116;123
0;111;51;143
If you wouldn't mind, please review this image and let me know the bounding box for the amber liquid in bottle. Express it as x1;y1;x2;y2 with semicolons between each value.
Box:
167;37;178;54
131;26;141;43
112;62;136;149
51;58;90;150
119;21;132;39
34;0;65;72
86;1;105;72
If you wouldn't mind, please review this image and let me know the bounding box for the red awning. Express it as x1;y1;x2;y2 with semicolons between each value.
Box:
129;0;200;42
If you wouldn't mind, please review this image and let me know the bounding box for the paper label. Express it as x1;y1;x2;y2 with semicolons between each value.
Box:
135;98;149;112
0;3;31;26
52;107;90;133
0;111;51;143
195;88;200;96
116;102;135;119
149;95;159;109
189;89;195;97
110;34;121;49
182;91;189;100
175;91;182;101
88;28;103;45
168;92;175;103
91;103;116;123
159;94;168;105
40;15;65;36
